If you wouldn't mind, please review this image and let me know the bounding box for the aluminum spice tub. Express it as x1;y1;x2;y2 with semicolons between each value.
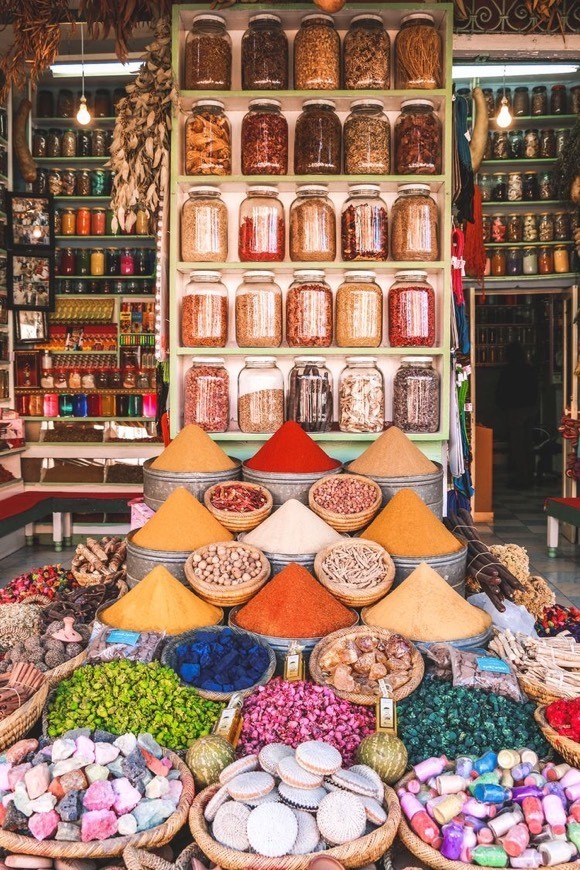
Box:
241;463;342;508
347;461;444;518
390;543;468;594
143;458;242;511
237;538;316;577
126;529;191;587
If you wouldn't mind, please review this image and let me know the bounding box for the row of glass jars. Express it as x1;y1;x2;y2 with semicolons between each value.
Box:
185;11;442;91
478;84;579;119
33;168;114;198
185;97;442;177
32;127;112;159
485;211;576;244
485;128;569;162
184;355;440;435
57;279;155;295
480;170;559;203
181;270;436;349
56;248;154;277
41;366;153;391
36;88;124;119
486;245;574;277
18;393;157;419
55;207;150;237
182;184;439;264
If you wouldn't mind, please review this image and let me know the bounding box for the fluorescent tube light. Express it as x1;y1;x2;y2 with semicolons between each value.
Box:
50;61;141;77
453;63;579;79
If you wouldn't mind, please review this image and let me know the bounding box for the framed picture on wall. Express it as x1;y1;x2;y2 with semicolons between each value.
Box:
7;194;54;249
14;309;48;343
14;351;39;388
8;250;54;311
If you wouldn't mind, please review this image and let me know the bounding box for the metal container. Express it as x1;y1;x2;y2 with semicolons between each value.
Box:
241;463;342;508
238;540;316;577
412;627;493;654
391;543;468;593
229;605;359;668
126;529;190;587
142;458;242;511
348;461;444;518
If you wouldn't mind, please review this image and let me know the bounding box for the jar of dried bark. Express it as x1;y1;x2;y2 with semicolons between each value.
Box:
394;12;442;90
238;357;284;434
343;99;391;175
394;99;442;175
241;13;288;90
294;14;340;91
289;184;336;262
181;186;228;262
185;14;232;90
241;99;288;176
235;271;282;347
185;100;231;176
184;358;229;432
294;100;341;175
390;183;439;261
287;356;333;433
339;357;385;433
336;271;383;348
341;184;388;261
344;14;390;90
182;270;228;348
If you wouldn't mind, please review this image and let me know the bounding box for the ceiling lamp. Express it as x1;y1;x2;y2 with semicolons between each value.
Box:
495;65;513;129
76;23;91;126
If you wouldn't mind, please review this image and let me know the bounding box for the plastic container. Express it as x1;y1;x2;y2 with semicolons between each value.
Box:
185;100;231;176
235;271;282;348
393;356;440;433
395;99;442;175
335;270;382;347
289;184;336;262
241;99;288;176
184;13;231;90
343;99;390;175
181;270;228;348
341;184;388;261
391;184;439;261
142;457;242;512
344;14;390;90
241;13;288;90
294;100;341;175
338;357;384;433
294;14;340;91
181;186;228;263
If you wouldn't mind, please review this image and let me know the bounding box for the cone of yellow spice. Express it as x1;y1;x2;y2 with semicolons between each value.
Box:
101;565;222;634
133;487;233;552
151;424;237;473
361;489;463;557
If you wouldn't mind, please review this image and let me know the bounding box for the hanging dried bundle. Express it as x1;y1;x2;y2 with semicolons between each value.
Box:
79;0;172;62
524;0;565;33
0;0;74;104
107;17;178;234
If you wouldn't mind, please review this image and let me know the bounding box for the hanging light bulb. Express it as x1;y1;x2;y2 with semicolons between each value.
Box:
76;23;91;126
495;64;512;128
32;225;43;239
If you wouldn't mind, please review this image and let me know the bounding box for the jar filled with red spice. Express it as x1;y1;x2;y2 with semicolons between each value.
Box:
341;184;388;261
388;270;435;348
538;246;554;275
286;270;333;348
76;207;91;236
184;357;230;432
241;99;288;176
491;248;506;277
182;271;228;348
239;186;285;262
294;100;341;175
394;99;442;175
91;208;107;236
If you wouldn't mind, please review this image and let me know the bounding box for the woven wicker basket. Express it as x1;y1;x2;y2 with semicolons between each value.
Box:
72;568;127;587
190;782;400;870
519;675;566;706
535;705;580;766
161;624;276;701
308;474;382;533
309;625;424;706
184;542;270;607
204;481;273;533
124;842;204;870
46;649;87;688
314;539;395;607
0;748;194;858
0;681;50;753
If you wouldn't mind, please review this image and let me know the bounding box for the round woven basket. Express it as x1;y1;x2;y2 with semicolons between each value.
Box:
72;568;127;588
46;649;87;688
314;539;395;607
535;705;580;766
0;680;49;754
184;542;270;607
308;473;382;533
189;781;400;870
123;842;204;870
204;481;273;533
161;624;276;701
0;747;193;857
309;625;424;706
519;675;566;706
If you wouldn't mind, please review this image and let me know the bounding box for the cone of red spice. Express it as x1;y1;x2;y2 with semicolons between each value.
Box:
233;563;355;638
244;422;340;473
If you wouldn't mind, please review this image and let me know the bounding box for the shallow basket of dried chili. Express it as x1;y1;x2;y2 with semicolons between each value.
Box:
203;481;273;533
185;542;271;607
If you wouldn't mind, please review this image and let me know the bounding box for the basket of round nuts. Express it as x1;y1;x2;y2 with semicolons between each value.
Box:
184;541;271;607
203;481;273;533
308;473;382;533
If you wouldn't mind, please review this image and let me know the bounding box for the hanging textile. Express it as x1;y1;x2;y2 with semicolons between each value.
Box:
464;185;487;283
453;93;475;223
452;227;470;354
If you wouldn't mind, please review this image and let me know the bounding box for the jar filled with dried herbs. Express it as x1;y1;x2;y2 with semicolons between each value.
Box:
395;12;442;90
185;100;231;176
339;357;384;434
344;14;390;90
238;357;284;434
394;99;442;175
391;183;439;261
184;14;232;90
343;99;390;175
294;100;341;175
181;271;228;348
241;99;288;176
388;270;435;347
289;185;336;262
336;271;382;348
184;358;229;432
393;357;440;433
181;186;228;262
235;271;282;347
239;186;285;262
287;356;333;433
286;270;333;348
294;14;340;91
241;14;288;90
341;184;388;261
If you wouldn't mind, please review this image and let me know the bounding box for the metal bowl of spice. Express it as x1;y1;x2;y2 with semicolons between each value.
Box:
143;458;242;512
203;481;273;533
126;530;192;587
390;545;468;594
241;464;342;508
353;462;444;519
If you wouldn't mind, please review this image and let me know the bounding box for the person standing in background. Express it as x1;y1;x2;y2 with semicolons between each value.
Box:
496;342;539;488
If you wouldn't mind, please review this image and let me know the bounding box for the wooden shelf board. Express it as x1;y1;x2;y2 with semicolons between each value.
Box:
176;346;445;356
177;260;445;273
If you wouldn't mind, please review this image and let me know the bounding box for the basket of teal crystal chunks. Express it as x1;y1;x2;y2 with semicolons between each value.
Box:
161;625;276;702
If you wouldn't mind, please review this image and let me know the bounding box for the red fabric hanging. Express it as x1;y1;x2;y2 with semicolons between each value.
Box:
464;184;486;288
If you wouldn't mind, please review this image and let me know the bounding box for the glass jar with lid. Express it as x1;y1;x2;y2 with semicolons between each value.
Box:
339;357;384;434
479;174;494;203
556;129;569;156
554;211;571;241
538;171;557;201
57;89;74;118
508;171;523;202
47;129;62;158
507;214;523;243
491;248;506;276
182;270;228;347
540;129;556;159
90;249;105;276
550;84;567;114
185;100;231;176
513;87;530;116
32;130;47;158
91;128;107;158
343;99;390;175
91;208;106;236
524;129;540;159
554;245;570;274
61;208;76;236
532;85;548;116
241;99;288;176
388;270;435;347
294;100;341;175
48;170;63;196
506;248;523;276
287;356;333;433
523;247;538;275
395;12;442;89
538;213;555;242
538;246;554;274
341;184;388;261
76;207;91;235
238;357;284;434
492;173;508;202
286;270;333;348
492;131;510;160
76;169;91;196
394;99;442;175
184;358;229;432
184;14;231;90
336;271;382;347
289;184;336;262
181;186;228;262
241;14;288;90
294;14;340;90
235;271;282;347
523;213;538;242
393;356;440;433
391;183;439;261
344;14;390;90
239;186;285;262
508;130;524;159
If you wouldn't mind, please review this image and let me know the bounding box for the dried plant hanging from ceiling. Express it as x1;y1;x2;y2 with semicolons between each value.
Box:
79;0;172;61
107;17;177;233
0;0;74;104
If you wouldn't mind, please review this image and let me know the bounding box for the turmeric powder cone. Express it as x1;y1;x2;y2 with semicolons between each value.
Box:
151;424;237;473
133;487;233;552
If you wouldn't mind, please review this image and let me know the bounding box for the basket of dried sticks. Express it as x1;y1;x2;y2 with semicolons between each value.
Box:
71;536;127;586
489;629;580;704
0;663;48;752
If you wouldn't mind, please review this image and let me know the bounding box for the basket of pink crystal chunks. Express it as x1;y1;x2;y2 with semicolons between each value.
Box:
0;732;194;857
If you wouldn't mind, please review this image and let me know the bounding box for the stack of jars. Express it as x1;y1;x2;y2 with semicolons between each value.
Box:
484;211;574;245
487;244;573;277
479;169;558;203
486;128;569;161
33;168;114;198
56;206;150;236
183;354;440;435
36;87;122;119
32;127;111;159
57;248;154;277
56;279;155;295
479;84;579;119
